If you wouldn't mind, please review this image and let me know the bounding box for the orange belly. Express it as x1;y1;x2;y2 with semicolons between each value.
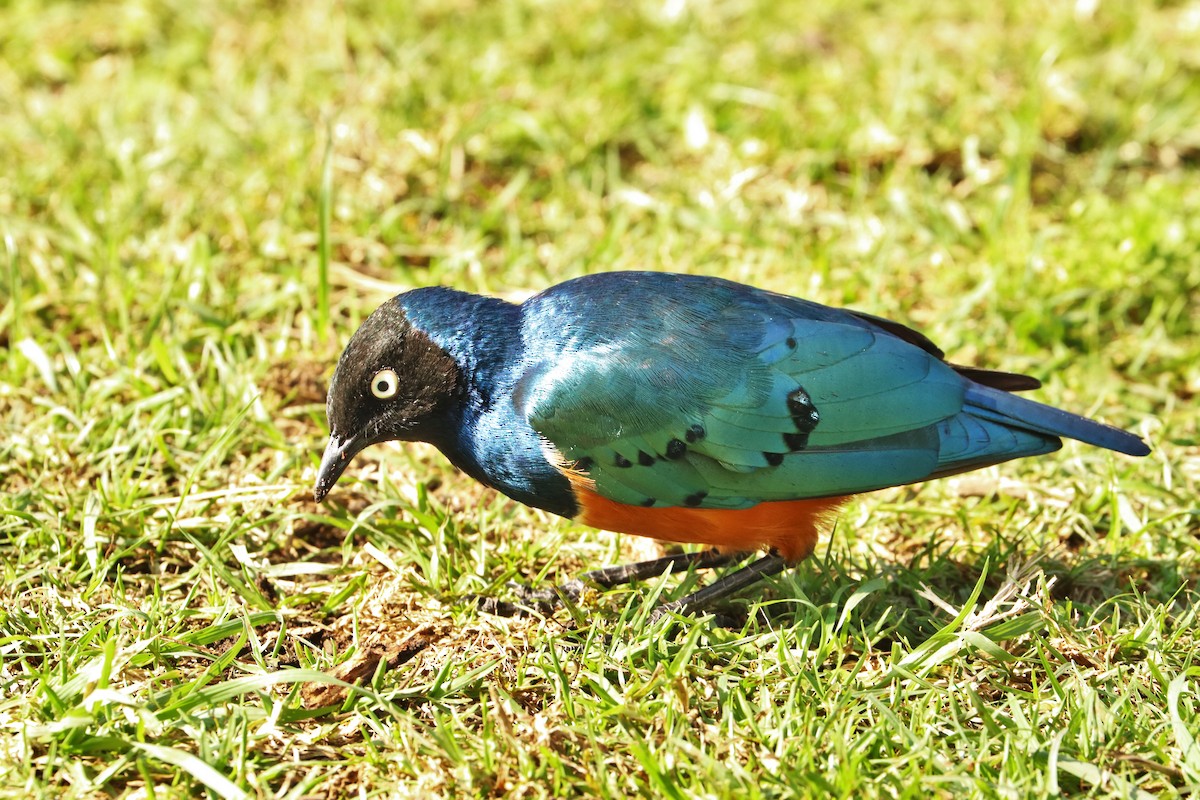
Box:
570;483;849;563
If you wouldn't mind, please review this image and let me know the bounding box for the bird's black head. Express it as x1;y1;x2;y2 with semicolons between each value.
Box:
314;297;461;502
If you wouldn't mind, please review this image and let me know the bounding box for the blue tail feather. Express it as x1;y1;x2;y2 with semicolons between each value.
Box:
963;384;1150;457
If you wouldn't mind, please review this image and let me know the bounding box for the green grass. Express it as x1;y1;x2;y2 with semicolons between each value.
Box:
1;0;1198;796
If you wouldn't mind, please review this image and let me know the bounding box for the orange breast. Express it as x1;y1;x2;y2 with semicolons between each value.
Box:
567;477;849;562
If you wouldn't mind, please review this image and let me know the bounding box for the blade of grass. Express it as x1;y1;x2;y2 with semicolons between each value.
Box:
317;124;334;338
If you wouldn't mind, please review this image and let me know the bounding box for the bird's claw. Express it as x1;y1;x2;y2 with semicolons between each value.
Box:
648;600;682;625
474;595;531;617
478;585;747;629
475;578;588;617
504;580;557;605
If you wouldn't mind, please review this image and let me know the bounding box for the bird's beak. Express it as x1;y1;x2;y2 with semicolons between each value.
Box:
314;433;363;503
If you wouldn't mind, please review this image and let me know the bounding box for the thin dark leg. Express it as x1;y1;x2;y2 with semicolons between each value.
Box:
649;553;788;623
572;549;744;590
477;549;748;616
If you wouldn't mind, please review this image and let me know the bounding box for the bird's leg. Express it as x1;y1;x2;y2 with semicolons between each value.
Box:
649;553;788;623
566;549;746;593
478;549;748;616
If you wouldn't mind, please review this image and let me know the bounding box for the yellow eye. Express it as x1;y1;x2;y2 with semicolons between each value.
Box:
371;368;399;399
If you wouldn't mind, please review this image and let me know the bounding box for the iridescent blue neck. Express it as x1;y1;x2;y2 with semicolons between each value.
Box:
399;288;577;517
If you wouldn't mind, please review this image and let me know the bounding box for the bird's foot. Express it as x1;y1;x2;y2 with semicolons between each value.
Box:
474;550;743;619
476;551;787;624
647;553;788;625
474;578;589;617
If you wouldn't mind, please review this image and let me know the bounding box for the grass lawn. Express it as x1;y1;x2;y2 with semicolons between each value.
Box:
2;0;1198;796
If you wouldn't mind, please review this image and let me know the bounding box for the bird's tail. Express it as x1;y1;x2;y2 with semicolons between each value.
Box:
963;383;1150;457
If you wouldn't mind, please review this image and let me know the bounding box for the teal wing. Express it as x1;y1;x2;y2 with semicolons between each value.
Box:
517;306;1040;510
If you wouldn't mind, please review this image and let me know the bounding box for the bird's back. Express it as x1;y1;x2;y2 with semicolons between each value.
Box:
515;272;1145;513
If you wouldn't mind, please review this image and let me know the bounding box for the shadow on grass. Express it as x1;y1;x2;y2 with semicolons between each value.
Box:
481;532;1197;661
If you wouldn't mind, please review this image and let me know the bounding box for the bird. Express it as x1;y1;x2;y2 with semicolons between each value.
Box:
313;271;1149;619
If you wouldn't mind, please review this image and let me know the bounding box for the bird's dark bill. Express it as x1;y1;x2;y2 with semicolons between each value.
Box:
314;433;363;502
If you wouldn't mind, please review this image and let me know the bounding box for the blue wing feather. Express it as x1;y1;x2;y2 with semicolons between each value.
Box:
513;272;1144;509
